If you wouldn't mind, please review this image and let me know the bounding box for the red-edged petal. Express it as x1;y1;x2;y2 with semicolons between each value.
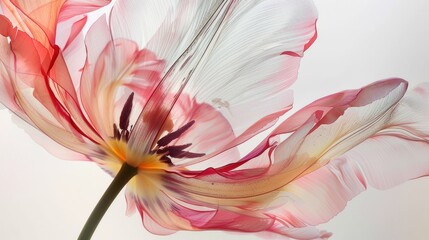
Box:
124;79;408;238
80;16;164;139
273;83;429;228
4;0;110;42
0;18;102;159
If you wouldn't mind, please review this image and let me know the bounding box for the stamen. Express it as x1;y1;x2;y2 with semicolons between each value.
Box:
113;124;120;139
156;143;192;154
120;129;130;141
157;120;195;147
170;151;205;159
119;92;134;130
160;156;173;166
157;142;205;160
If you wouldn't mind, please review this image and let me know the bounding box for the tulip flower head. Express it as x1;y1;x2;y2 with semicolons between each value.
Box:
1;1;429;240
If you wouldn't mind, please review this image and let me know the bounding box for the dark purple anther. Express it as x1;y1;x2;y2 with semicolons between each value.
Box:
120;129;130;141
113;123;120;139
170;151;205;159
157;120;195;147
156;143;192;154
160;156;173;166
119;92;134;130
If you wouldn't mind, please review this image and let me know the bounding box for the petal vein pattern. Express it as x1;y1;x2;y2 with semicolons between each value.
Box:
126;0;318;162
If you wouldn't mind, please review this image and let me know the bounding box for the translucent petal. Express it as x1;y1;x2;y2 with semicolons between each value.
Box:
110;0;223;70
275;132;429;227
134;79;409;237
128;0;318;159
81;16;165;138
158;94;240;170
0;20;102;158
4;0;111;42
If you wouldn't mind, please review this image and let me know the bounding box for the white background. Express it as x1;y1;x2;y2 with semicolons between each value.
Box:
1;0;429;239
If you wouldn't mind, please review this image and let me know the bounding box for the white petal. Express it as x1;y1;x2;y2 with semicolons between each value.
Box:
128;0;317;156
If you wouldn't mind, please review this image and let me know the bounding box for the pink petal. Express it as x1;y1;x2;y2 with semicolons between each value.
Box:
56;15;87;51
57;0;112;22
243;80;428;231
272;79;408;176
0;18;102;158
345;82;429;189
0;16;23;115
80;16;164;138
273;94;429;227
124;165;330;240
0;10;104;145
1;0;51;47
6;0;110;42
161;94;240;169
58;16;87;88
269;158;366;227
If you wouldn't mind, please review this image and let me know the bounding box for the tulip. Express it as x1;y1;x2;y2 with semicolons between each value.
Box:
1;1;428;240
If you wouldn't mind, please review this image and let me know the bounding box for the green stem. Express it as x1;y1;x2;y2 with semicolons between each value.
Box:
78;163;137;240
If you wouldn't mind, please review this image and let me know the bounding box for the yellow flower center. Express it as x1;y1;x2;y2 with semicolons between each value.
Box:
104;139;169;173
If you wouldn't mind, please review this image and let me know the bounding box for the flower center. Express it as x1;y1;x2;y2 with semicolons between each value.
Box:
107;92;205;169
